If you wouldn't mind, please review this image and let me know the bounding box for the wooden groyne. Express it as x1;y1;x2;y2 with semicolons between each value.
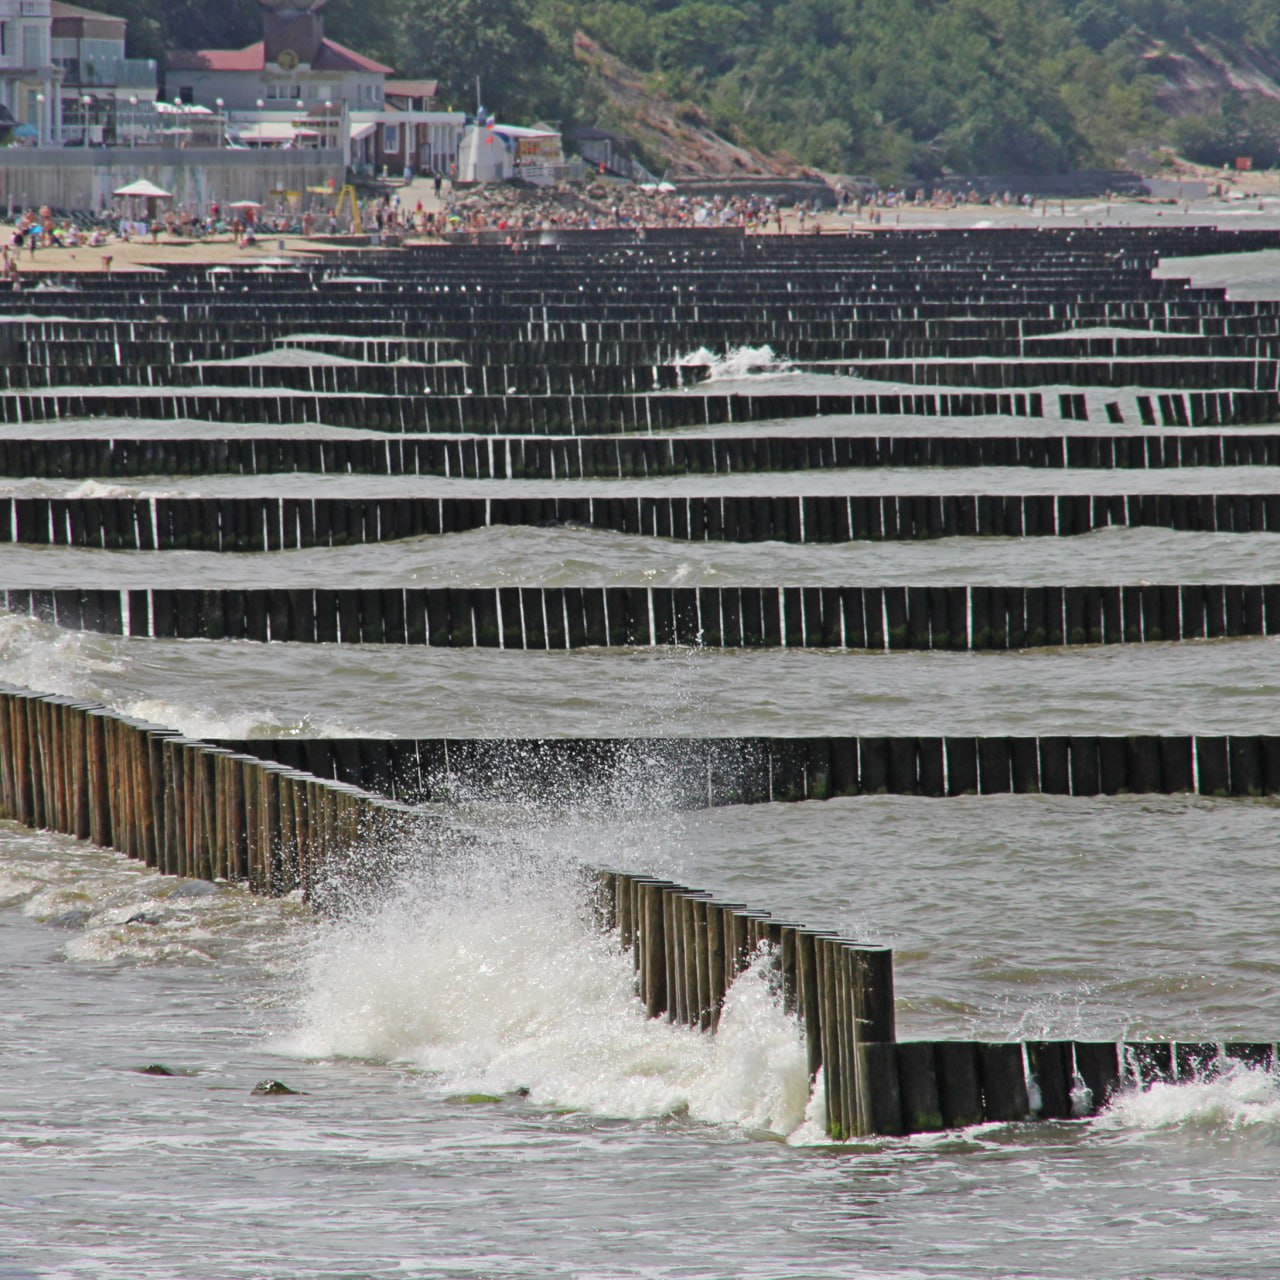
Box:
6;582;1280;651
0;684;429;897
6;386;1280;431
0;680;1268;1138
211;733;1280;805
3;431;1280;481
590;869;1274;1135
0;388;1049;434
3;491;1280;550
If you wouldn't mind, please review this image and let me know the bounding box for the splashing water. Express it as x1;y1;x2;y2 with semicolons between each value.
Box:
1099;1061;1280;1136
280;838;815;1139
674;344;794;381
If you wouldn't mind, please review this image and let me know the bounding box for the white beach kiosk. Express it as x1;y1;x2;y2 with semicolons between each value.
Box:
456;121;563;185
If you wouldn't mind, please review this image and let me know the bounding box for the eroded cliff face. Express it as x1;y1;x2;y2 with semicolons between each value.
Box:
1143;38;1280;116
574;34;812;180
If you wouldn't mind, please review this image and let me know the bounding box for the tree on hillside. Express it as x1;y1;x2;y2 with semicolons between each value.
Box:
390;0;546;111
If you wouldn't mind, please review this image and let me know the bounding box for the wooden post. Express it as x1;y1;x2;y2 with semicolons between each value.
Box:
816;936;845;1138
851;946;896;1043
642;881;667;1018
856;1042;905;1135
896;1041;944;1132
934;1041;984;1128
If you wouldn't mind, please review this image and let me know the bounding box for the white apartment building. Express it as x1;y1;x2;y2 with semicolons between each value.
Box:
0;0;60;144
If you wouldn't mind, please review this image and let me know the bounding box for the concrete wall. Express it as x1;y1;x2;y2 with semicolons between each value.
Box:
0;145;344;211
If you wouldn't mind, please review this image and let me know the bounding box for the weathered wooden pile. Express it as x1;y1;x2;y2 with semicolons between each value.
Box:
1;225;1278;1137
0;684;429;895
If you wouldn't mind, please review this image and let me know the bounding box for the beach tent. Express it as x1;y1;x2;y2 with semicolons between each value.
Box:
227;199;263;225
113;178;174;223
113;179;173;199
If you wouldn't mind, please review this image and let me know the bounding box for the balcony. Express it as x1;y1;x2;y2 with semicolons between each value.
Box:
55;55;155;90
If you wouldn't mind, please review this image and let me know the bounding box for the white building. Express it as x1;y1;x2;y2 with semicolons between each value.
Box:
0;0;59;144
52;0;157;146
456;121;565;185
348;107;465;178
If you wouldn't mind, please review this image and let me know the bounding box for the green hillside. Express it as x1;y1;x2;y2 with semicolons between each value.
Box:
111;0;1280;178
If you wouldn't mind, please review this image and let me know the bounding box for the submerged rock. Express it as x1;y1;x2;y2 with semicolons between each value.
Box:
251;1079;303;1097
48;909;91;930
139;1063;176;1076
167;880;223;900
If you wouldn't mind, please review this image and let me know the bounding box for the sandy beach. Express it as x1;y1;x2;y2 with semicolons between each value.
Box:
4;163;1280;275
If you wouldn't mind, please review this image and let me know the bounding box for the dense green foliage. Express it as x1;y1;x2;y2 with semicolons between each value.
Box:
575;0;1280;176
109;0;1280;178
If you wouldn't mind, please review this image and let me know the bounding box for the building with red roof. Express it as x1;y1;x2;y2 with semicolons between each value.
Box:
166;0;391;119
166;1;466;180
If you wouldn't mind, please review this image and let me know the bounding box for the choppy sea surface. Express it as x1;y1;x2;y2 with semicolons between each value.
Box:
4;250;1280;1279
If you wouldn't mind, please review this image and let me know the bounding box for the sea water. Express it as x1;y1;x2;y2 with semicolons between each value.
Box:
4;282;1280;1275
6;801;1280;1279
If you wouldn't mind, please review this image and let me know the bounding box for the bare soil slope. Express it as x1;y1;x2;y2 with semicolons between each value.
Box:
1144;38;1280;116
574;34;813;180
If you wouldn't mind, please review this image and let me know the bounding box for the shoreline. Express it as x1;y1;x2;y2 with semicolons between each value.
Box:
4;192;1280;275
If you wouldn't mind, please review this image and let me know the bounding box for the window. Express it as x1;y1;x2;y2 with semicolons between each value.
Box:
0;23;7;57
383;123;399;152
266;82;300;100
22;23;43;68
178;85;193;103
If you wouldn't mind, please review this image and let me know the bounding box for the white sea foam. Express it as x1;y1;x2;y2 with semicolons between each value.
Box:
9;836;306;969
675;344;793;381
282;842;815;1139
0;614;377;742
65;479;182;500
1100;1062;1280;1135
0;613;117;701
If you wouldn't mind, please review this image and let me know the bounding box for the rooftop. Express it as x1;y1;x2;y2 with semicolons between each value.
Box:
385;79;439;99
168;38;392;76
50;0;126;26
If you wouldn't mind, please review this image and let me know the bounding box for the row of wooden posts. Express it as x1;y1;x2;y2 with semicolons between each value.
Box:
0;683;429;899
10;325;1280;370
2;384;1273;432
6;428;1280;481
0;349;1262;395
6;490;1280;552
1;691;1272;1137
0;389;1047;435
214;731;1280;805
0;359;705;396
5;581;1280;652
589;866;894;1138
585;869;1278;1136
